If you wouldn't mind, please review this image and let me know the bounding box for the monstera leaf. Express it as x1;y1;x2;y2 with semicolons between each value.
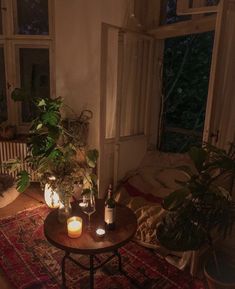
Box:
189;146;207;172
156;213;206;251
163;187;191;211
16;170;30;193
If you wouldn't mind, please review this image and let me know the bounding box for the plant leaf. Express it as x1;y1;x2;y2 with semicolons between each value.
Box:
189;146;207;172
86;149;99;168
41;111;60;126
16;170;30;193
163;187;190;211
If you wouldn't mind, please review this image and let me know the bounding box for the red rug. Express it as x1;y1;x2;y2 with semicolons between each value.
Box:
0;205;206;289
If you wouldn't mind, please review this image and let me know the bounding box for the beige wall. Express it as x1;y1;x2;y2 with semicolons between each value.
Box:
54;0;128;148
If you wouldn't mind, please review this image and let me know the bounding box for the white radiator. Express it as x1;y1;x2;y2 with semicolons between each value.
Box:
0;140;37;181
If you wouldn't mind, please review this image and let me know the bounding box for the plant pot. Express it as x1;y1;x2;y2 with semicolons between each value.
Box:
204;258;235;289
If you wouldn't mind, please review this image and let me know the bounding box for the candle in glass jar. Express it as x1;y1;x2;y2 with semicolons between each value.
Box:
67;216;82;238
96;228;106;237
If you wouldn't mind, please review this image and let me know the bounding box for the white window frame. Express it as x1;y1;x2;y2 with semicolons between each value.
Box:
0;0;55;134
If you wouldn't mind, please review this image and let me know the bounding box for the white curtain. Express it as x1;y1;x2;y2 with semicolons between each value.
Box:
105;28;118;139
120;33;154;137
105;30;156;139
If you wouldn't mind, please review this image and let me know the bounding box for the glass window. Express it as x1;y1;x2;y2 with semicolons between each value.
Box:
0;47;7;123
14;0;49;35
162;0;191;25
19;48;50;122
207;0;220;5
160;32;214;152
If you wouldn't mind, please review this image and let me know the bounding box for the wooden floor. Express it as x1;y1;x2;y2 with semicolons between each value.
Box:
0;183;44;289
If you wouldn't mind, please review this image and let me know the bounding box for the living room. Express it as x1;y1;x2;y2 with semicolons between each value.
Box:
0;0;235;288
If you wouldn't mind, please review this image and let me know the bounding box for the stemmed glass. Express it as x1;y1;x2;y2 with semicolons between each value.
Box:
80;193;96;231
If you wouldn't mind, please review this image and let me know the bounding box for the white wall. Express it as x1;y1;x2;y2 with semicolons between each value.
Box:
54;0;128;148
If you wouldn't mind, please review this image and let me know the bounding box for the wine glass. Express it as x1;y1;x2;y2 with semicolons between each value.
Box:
81;193;96;231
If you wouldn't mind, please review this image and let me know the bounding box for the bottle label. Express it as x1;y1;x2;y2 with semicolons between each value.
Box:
105;207;115;224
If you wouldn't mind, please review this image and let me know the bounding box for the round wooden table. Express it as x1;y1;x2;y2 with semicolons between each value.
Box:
44;199;137;289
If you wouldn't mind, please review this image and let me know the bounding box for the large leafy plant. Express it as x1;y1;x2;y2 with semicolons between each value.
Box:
157;144;235;253
7;90;98;199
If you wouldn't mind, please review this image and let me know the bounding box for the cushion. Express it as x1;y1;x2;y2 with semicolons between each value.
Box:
115;150;196;250
0;174;20;208
154;168;189;190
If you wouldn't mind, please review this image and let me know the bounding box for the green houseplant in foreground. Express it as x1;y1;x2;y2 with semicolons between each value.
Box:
157;144;235;288
6;89;98;207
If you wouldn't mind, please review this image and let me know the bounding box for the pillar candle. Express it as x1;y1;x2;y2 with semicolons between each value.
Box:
67;216;82;238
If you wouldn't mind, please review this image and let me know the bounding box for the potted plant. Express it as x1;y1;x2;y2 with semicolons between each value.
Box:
156;144;235;289
5;89;99;218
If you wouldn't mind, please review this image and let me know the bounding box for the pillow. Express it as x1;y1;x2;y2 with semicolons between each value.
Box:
123;181;163;204
0;174;20;208
155;168;189;190
114;184;164;249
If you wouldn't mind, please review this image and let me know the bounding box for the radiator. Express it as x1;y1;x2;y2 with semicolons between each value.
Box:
0;140;37;181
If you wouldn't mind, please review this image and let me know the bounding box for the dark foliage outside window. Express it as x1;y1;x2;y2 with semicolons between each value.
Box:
15;0;49;35
160;32;214;152
20;48;50;122
207;0;220;5
163;0;220;25
163;0;191;24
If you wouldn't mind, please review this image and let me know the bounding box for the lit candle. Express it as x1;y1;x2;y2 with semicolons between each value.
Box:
96;228;106;237
67;216;82;238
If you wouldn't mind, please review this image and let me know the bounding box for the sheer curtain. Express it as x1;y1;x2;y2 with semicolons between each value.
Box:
120;33;153;137
104;28;156;140
105;28;118;139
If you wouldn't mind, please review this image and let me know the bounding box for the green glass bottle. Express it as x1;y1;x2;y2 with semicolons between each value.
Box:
104;184;116;230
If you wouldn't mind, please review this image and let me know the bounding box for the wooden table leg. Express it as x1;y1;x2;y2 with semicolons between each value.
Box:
62;252;69;289
115;250;122;272
89;255;94;289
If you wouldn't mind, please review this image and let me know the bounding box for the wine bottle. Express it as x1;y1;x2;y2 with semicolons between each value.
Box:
104;184;116;230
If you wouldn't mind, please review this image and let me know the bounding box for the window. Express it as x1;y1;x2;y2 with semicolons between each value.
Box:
159;0;215;152
0;0;54;133
162;0;191;24
160;32;214;152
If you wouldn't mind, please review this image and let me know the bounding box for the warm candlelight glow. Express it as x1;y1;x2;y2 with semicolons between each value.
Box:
67;217;82;238
44;183;60;209
96;228;106;237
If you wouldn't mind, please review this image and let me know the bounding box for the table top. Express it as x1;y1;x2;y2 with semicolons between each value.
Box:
44;199;137;255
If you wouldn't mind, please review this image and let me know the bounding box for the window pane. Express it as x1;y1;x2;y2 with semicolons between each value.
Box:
15;0;49;35
161;131;202;153
162;0;191;25
19;48;50;122
0;47;7;123
207;0;220;5
0;0;3;34
161;32;214;152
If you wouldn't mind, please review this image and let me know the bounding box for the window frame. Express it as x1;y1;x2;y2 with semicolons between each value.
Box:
0;0;55;134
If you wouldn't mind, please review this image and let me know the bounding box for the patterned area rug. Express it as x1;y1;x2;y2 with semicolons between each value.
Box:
0;205;206;289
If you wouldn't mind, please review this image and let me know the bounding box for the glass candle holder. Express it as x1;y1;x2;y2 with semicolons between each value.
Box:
96;228;106;237
67;216;82;238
